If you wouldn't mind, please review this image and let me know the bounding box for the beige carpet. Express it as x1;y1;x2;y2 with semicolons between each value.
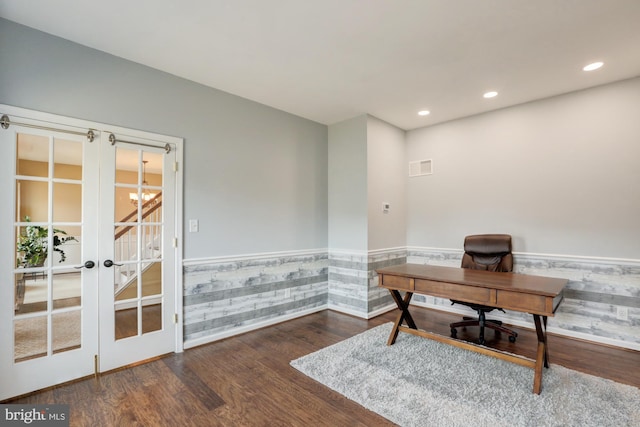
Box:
14;269;159;361
14;310;81;362
22;273;81;304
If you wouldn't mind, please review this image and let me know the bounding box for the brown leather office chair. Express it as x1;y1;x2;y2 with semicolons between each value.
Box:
449;234;518;345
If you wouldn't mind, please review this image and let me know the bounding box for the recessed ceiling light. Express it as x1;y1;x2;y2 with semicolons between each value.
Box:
483;91;498;99
583;61;603;71
418;110;430;116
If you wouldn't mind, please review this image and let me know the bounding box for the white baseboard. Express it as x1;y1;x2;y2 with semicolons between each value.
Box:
328;303;396;319
183;305;327;350
368;304;397;318
183;300;638;352
327;304;367;318
410;300;640;352
545;326;640;352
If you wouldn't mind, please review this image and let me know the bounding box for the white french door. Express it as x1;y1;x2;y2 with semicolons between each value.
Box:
0;107;182;401
97;134;178;371
0;121;100;401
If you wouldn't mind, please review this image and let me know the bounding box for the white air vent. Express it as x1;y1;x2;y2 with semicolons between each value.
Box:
409;159;432;177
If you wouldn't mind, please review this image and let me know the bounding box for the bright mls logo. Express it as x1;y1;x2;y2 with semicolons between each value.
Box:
1;405;69;426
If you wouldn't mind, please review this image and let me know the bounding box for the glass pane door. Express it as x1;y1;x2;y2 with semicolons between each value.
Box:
1;123;100;401
113;148;164;339
98;136;177;372
14;133;84;361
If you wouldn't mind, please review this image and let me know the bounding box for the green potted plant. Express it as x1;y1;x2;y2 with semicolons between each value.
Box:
16;216;78;267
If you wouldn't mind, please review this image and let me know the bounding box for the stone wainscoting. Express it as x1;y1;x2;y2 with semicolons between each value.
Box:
183;250;328;348
327;248;406;318
182;247;639;351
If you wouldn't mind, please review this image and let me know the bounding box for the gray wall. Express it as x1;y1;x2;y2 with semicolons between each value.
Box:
406;77;640;259
328;115;368;251
0;18;328;259
327;114;408;253
367;115;407;251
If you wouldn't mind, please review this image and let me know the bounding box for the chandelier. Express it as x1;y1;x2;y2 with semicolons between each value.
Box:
129;160;156;206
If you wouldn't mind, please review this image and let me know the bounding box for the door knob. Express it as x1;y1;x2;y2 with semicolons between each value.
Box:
103;259;123;268
75;260;96;269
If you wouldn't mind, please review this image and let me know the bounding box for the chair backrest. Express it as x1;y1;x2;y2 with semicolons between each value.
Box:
461;234;513;272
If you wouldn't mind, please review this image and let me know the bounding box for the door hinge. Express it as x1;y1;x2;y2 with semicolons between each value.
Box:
173;161;178;172
172;237;178;248
94;354;99;379
173;313;179;324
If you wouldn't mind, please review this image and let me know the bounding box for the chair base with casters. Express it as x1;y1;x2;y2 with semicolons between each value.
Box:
449;301;518;345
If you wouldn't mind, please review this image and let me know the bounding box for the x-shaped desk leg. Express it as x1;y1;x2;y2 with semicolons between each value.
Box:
387;289;417;346
532;314;550;394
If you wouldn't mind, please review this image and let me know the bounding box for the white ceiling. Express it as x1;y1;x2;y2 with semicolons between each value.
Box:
2;0;640;130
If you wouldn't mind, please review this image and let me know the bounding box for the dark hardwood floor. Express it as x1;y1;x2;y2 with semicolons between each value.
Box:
6;306;640;426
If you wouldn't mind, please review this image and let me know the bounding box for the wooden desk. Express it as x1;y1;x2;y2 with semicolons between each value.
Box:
376;263;567;394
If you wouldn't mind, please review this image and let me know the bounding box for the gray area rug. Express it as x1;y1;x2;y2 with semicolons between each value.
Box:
290;323;640;427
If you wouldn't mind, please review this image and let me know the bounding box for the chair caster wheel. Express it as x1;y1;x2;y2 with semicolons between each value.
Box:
479;338;485;345
509;335;517;343
450;328;457;338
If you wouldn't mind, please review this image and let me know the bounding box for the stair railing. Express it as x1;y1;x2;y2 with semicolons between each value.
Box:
113;192;163;295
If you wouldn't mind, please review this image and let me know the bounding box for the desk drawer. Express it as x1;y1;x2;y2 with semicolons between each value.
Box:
380;275;411;290
415;279;491;303
497;291;547;314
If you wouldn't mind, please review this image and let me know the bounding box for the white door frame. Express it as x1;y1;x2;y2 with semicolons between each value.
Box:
0;104;184;400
